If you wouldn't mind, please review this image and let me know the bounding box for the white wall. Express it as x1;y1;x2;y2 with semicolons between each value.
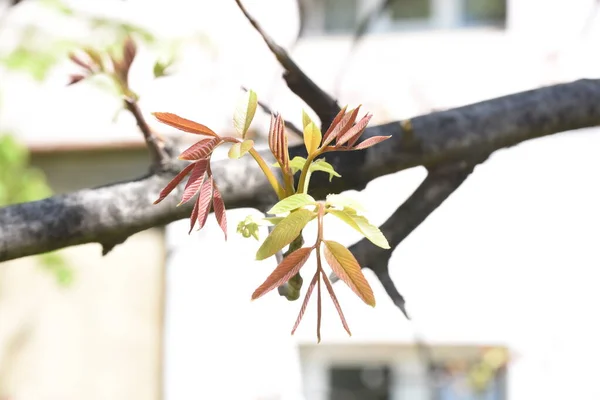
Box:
3;0;600;399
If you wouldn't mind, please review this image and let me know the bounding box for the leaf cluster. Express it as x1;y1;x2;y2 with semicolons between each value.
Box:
149;89;391;341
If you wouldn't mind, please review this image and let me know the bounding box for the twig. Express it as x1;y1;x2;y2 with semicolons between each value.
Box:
234;0;341;128
123;97;171;170
240;86;303;139
334;0;392;96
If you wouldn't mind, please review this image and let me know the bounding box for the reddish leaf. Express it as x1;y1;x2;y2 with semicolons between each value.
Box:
67;74;86;86
351;135;392;150
179;159;208;205
212;182;228;239
68;52;92;71
188;195;201;234
323;240;375;306
268;114;289;170
322;106;360;147
252;247;313;300
339;113;373;147
179;137;221;161
291;270;319;335
153;112;220;137
196;176;214;230
153;162;196;204
321;270;351;337
82;47;104;69
122;36;137;72
323;106;348;143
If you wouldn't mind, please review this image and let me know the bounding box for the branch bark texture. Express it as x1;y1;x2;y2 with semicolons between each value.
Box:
1;79;600;261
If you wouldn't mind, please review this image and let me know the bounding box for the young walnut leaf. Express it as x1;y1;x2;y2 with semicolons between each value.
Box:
189;194;201;234
154;162;196;204
256;209;316;260
301;109;313;129
252;247;313;300
237;215;264;240
268;114;289;170
195;176;214;230
323;106;360;147
325;193;366;213
303;122;322;155
323;106;348;142
323;240;376;307
179;159;208;205
321;270;352;336
179;137;221;161
228;139;254;159
267;193;316;215
153;112;220;137
338;113;373;147
212;183;227;239
309;159;341;182
233;89;258;138
291;271;319;336
328;210;390;249
272;156;306;175
351;136;392;150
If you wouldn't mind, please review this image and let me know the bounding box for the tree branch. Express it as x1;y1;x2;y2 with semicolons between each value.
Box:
333;162;478;315
2;79;600;261
234;0;341;127
123;97;172;171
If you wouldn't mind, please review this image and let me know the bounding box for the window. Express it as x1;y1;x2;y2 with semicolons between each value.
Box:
388;0;431;21
434;364;507;400
328;365;391;400
463;0;506;27
303;0;507;35
323;0;358;33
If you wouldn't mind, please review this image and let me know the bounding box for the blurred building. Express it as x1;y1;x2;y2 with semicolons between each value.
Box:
2;0;600;399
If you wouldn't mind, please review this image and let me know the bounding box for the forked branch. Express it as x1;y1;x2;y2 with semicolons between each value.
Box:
234;0;341;128
334;161;478;317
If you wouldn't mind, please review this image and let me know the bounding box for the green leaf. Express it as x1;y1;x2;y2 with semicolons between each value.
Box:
323;240;375;306
326;193;366;213
272;156;307;175
228;139;254;159
233;89;258;138
262;216;285;225
256;209;316;260
236;215;266;240
328;210;390;249
303;122;322;155
268;193;316;215
302;109;313;129
38;251;74;287
309;158;341;182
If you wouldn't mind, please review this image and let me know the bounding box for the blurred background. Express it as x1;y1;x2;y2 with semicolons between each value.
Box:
2;0;600;399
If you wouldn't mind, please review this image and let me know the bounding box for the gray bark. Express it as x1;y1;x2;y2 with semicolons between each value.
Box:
1;79;600;262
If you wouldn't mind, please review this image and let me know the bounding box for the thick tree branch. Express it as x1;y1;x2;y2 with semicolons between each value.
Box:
2;79;600;261
234;0;341;127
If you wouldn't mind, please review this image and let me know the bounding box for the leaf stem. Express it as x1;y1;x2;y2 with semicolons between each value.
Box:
247;147;286;199
297;150;322;194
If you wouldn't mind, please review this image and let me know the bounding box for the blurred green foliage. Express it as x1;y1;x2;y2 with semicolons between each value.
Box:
1;0;158;82
0;134;74;286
